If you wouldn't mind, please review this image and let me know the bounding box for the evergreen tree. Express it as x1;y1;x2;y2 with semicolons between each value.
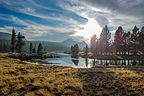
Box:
114;26;124;55
90;34;98;63
84;45;89;66
71;44;79;58
137;27;144;54
121;33;129;55
99;25;111;55
127;31;131;55
15;32;25;53
90;34;97;53
30;43;33;53
74;44;79;57
114;26;123;44
37;43;43;55
131;26;139;55
11;28;16;52
32;48;36;53
141;26;144;34
133;26;139;35
84;45;89;58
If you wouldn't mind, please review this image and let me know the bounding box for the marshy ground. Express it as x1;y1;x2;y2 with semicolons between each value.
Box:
0;53;144;96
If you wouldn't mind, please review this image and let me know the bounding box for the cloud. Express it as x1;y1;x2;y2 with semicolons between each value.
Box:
30;31;74;42
0;0;87;26
0;0;89;41
58;0;144;33
0;0;144;42
117;0;143;8
0;14;76;41
28;0;61;12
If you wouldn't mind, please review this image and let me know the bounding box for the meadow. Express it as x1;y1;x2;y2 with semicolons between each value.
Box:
0;53;144;96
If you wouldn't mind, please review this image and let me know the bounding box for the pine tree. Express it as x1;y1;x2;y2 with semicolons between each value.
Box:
37;43;43;55
71;44;79;58
74;44;79;56
121;33;129;55
131;26;139;55
90;34;98;63
99;25;111;55
114;26;124;55
32;48;36;53
90;34;97;53
84;45;89;58
133;26;139;36
84;45;89;67
11;28;16;52
30;43;33;53
141;26;144;34
137;27;144;54
15;32;25;53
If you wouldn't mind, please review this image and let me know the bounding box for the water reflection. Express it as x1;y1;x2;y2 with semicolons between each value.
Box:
71;56;90;67
71;57;79;66
94;59;144;66
45;53;144;68
45;53;93;68
85;58;88;67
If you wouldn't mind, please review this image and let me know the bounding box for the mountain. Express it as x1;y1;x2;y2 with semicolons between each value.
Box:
0;32;69;52
24;41;70;52
0;32;11;40
61;38;87;50
0;39;70;52
61;38;78;47
78;41;87;50
0;32;27;41
0;32;86;52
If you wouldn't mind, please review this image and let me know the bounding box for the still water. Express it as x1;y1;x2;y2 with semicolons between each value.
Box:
44;53;93;68
44;53;143;68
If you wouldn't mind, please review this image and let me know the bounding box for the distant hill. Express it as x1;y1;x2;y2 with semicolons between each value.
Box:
61;38;77;47
0;32;86;52
0;32;11;40
0;32;70;52
0;32;27;41
0;39;70;52
61;38;87;50
78;41;87;50
24;41;70;52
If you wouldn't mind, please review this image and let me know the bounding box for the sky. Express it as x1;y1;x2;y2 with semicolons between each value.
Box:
0;0;144;42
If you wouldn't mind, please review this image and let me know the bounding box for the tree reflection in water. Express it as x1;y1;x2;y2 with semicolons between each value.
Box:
71;57;79;66
85;58;88;67
71;56;90;67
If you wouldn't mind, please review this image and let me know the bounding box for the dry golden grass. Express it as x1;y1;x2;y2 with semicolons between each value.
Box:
0;53;144;96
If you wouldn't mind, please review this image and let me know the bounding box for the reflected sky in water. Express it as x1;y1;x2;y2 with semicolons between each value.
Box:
44;53;93;68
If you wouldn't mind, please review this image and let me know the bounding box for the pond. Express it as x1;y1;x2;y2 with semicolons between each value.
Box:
43;53;143;68
43;53;94;68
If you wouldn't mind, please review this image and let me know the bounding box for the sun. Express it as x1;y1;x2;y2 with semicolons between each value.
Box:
73;18;102;42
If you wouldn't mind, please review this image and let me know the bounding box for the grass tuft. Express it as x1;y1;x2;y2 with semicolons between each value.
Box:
0;53;144;95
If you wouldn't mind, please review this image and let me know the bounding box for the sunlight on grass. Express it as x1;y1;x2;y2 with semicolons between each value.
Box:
0;53;144;95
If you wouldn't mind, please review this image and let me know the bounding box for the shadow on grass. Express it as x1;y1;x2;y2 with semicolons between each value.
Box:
77;68;121;95
77;68;144;96
124;65;144;73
